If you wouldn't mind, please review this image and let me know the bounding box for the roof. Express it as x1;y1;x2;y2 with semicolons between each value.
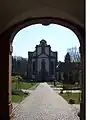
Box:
56;62;80;72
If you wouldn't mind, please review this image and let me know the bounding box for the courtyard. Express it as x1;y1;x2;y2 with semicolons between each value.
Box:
12;76;39;103
13;83;80;120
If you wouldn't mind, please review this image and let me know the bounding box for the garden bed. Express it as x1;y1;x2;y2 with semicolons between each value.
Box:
60;92;81;104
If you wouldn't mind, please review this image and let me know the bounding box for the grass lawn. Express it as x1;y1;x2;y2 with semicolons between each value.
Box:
60;93;81;104
12;94;25;103
12;90;29;103
12;83;40;103
47;81;62;86
12;76;37;90
63;84;80;90
34;83;40;89
12;77;40;103
47;82;54;85
47;82;80;90
55;84;63;88
12;82;36;90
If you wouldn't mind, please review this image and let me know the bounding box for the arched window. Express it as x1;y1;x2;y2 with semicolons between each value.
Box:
42;45;45;53
33;61;36;73
51;61;54;74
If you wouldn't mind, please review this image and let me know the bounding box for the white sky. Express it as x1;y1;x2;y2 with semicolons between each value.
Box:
12;24;80;62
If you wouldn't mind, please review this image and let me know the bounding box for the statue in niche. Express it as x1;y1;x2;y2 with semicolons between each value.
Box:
41;59;46;81
42;45;45;53
41;59;45;70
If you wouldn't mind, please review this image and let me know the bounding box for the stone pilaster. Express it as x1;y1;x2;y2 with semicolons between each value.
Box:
0;28;13;120
79;45;85;120
9;43;13;119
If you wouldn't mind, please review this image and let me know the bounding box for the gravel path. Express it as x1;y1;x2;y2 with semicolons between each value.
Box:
13;83;80;120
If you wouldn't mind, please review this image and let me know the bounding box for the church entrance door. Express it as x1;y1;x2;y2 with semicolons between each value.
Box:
39;59;48;82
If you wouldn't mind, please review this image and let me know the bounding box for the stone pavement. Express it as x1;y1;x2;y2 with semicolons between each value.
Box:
13;103;19;109
13;83;80;120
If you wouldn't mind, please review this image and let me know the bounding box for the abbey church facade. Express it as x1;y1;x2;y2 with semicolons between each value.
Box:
27;40;57;82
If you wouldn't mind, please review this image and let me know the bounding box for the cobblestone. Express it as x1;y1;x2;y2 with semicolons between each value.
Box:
13;83;80;120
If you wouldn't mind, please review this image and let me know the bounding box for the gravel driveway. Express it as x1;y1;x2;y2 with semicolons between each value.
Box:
13;82;80;120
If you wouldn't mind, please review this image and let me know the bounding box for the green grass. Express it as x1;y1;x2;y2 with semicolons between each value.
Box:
55;84;63;88
47;81;62;86
12;94;25;103
34;83;40;88
12;79;40;103
12;76;37;90
60;93;81;104
47;82;54;85
63;84;80;90
12;82;36;90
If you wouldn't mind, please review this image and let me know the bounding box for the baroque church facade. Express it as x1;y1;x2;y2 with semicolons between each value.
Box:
27;40;57;82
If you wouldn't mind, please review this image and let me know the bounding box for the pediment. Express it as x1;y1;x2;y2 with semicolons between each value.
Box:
38;54;48;58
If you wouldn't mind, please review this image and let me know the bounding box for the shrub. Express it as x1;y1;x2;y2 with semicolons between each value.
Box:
12;89;23;95
24;92;29;96
12;76;17;83
66;92;70;96
12;75;23;83
31;83;34;85
69;99;75;104
63;85;69;90
60;90;63;94
63;84;80;90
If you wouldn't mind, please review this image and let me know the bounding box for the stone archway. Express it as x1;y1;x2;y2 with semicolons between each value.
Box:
0;17;85;120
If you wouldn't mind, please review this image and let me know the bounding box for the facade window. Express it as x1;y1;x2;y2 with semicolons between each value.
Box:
51;61;54;74
33;61;36;73
42;45;45;53
41;59;45;70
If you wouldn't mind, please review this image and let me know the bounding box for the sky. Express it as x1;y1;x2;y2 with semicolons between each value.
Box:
12;24;80;62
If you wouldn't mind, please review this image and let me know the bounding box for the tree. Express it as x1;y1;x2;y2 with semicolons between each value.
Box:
16;76;23;91
67;47;80;62
66;47;81;84
58;72;61;82
12;56;28;77
63;72;68;84
64;53;71;84
64;52;71;63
